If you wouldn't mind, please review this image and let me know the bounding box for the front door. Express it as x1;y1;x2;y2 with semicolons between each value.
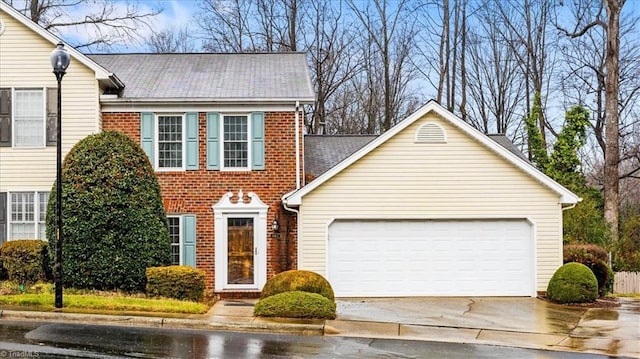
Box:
227;217;255;285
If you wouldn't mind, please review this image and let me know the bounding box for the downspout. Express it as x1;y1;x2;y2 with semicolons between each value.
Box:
283;201;300;270
561;203;577;211
295;101;301;189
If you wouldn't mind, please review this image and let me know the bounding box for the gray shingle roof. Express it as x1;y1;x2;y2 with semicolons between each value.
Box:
88;53;314;102
487;134;529;162
304;135;377;177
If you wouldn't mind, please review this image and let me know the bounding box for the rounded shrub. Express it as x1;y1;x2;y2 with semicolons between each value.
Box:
0;240;51;284
261;270;334;301
46;131;171;292
146;266;206;302
547;262;598;304
254;291;336;319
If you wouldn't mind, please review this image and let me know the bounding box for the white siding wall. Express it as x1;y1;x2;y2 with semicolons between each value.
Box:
298;113;564;292
0;11;100;192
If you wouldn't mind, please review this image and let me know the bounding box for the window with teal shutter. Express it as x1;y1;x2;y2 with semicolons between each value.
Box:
140;113;155;165
182;215;196;267
185;112;198;170
251;112;265;170
206;113;220;170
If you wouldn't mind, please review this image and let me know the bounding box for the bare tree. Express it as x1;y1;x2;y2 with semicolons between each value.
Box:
303;1;360;134
5;0;161;50
556;0;631;241
197;0;303;52
146;26;196;53
347;0;417;133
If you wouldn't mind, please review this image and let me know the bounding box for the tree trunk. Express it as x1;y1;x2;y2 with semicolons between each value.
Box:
603;0;623;241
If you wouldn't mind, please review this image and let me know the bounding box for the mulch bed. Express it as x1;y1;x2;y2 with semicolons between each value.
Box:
538;296;621;308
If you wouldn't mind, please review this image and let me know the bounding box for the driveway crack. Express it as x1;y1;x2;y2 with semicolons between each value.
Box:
463;299;475;316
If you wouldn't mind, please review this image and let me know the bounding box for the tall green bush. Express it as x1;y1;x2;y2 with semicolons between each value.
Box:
46;131;171;292
0;240;51;284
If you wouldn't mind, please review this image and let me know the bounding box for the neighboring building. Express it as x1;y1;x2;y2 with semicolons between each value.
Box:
0;3;580;298
0;3;123;244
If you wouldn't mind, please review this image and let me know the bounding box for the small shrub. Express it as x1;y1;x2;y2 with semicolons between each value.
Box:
547;262;598;304
254;291;336;319
563;244;614;297
146;266;206;302
261;270;334;301
0;240;51;284
563;244;608;263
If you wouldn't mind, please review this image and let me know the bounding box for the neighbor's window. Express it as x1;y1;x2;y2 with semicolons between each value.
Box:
9;191;49;240
167;216;181;265
157;115;183;169
223;115;248;169
14;89;45;147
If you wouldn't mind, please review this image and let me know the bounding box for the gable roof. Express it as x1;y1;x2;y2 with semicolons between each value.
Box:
305;135;377;178
89;53;315;104
487;134;529;162
0;2;123;89
285;100;581;206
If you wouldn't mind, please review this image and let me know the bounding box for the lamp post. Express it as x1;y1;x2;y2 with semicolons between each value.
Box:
50;42;70;309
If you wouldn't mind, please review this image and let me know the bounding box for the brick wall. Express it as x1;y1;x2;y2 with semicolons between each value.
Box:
103;112;300;295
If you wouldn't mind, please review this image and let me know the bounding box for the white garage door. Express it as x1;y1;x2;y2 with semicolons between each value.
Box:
328;219;533;297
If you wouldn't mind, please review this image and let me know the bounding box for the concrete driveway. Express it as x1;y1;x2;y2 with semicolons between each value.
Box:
327;297;640;358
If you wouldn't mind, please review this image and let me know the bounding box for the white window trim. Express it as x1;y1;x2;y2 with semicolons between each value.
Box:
213;191;268;292
8;191;49;240
167;215;183;266
154;113;186;171
220;113;252;172
12;87;47;149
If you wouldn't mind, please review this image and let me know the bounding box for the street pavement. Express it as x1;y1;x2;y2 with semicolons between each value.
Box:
0;296;638;358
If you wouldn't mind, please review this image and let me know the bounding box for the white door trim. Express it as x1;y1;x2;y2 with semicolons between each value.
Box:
213;191;268;292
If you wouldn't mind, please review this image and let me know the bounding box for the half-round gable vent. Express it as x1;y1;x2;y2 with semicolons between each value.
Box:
415;123;447;143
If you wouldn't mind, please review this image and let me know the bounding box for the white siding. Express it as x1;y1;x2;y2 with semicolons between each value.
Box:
298;113;564;292
0;10;100;192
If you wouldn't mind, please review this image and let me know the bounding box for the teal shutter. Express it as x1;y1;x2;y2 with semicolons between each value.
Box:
182;215;196;267
185;112;199;170
251;112;265;170
206;113;220;170
140;113;155;165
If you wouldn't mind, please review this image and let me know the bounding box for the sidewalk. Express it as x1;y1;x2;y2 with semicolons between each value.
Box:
1;297;638;358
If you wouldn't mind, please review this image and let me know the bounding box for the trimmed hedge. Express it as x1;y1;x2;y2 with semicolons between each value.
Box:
547;262;598;304
261;270;334;301
146;266;206;302
0;240;51;284
563;244;608;263
46;131;171;292
254;291;336;319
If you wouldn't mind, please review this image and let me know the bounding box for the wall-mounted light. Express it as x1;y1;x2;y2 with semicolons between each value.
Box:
271;219;280;232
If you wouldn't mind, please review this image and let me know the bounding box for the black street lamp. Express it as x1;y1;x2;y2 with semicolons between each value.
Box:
50;42;70;309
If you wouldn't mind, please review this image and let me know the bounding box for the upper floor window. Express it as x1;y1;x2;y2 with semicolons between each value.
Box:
0;87;57;148
223;115;249;169
157;115;184;169
9;191;49;240
140;111;264;172
14;89;45;147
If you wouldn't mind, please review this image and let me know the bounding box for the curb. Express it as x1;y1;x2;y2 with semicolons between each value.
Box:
0;310;324;336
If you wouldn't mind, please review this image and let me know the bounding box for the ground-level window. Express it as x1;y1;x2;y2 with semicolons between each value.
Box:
167;216;181;265
9;191;49;240
165;214;195;267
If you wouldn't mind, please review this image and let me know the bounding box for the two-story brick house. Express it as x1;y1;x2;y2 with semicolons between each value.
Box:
0;2;314;296
90;53;314;295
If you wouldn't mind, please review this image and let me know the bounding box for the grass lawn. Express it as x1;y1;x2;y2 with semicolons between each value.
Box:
0;282;210;315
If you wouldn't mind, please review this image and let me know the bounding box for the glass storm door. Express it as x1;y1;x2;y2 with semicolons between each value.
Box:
227;217;255;285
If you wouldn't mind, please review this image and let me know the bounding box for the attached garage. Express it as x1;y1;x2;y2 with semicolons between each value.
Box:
328;219;534;297
285;101;580;297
